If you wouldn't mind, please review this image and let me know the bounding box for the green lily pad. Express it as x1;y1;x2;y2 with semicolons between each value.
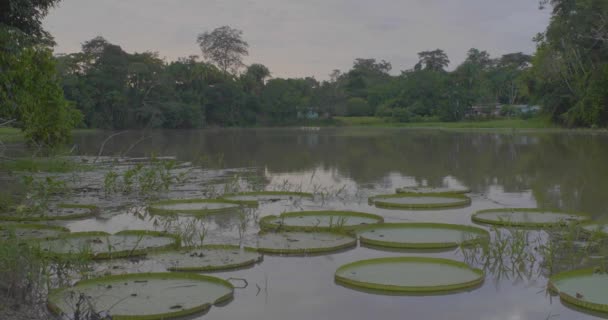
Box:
369;193;471;209
149;245;262;272
148;199;240;215
549;267;608;314
48;273;233;320
356;223;489;249
39;230;179;259
472;208;590;228
221;191;313;206
259;211;383;232
335;257;484;294
0;204;96;221
396;186;471;194
0;223;69;241
257;231;356;255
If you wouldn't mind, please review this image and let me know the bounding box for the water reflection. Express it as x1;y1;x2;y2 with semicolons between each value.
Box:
75;128;608;218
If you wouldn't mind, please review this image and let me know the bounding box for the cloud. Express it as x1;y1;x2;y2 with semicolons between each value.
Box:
43;0;550;79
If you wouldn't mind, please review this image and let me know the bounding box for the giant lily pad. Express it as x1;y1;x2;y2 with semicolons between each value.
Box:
472;208;590;228
259;211;383;232
257;231;356;255
549;268;608;313
221;191;313;206
149;245;263;272
369;193;471;209
39;230;179;259
48;272;233;320
396;186;471;194
148;199;240;215
355;223;489;249
335;257;484;294
0;204;96;221
0;223;69;241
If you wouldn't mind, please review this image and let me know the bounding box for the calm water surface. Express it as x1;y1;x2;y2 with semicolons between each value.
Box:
68;128;608;320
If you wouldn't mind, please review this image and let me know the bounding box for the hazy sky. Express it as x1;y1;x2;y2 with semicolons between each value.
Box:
43;0;551;80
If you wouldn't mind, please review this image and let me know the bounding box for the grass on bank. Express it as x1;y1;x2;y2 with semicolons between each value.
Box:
333;116;556;129
0;127;24;143
0;157;86;173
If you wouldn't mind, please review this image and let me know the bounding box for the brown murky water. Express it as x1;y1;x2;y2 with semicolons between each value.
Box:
63;128;608;320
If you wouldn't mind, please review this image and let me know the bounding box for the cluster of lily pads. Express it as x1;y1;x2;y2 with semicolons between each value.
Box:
4;179;608;318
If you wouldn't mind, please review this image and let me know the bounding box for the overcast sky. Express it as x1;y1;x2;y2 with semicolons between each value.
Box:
43;0;551;80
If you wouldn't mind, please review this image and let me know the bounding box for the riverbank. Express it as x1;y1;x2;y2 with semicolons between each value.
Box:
332;116;556;129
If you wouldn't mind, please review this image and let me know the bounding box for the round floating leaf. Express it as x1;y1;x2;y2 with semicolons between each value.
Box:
257;231;356;255
472;208;590;228
355;223;489;249
221;191;314;206
149;245;262;272
39;230;179;259
369;193;471;209
335;257;484;294
259;211;383;232
0;204;97;221
48;272;234;320
549;267;608;314
0;223;69;241
148;199;241;215
396;186;471;194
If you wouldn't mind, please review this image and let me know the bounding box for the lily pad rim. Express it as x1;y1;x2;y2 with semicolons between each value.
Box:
395;186;471;194
147;198;242;215
472;208;592;227
219;191;314;206
38;230;180;260
335;256;485;293
257;231;357;255
47;272;234;320
353;222;490;249
259;210;384;232
368;193;472;209
149;244;263;272
548;267;608;313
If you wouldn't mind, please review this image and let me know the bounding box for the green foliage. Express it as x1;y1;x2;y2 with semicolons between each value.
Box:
530;0;608;127
0;27;82;146
0;0;61;42
345;97;372;116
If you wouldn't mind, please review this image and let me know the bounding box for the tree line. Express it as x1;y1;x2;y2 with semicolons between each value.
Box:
2;0;608;145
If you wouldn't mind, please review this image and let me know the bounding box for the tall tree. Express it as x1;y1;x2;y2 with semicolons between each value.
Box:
196;26;249;75
414;49;450;72
0;0;61;42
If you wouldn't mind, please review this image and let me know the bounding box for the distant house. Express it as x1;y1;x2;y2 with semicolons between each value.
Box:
467;104;541;118
297;107;320;120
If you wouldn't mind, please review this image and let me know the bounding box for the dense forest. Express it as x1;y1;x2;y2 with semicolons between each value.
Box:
2;0;608;145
